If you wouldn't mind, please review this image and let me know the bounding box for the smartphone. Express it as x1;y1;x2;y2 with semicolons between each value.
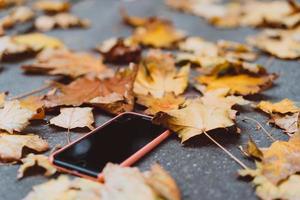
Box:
49;112;170;181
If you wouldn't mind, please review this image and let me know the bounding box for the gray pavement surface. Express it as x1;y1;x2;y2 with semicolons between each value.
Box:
0;0;298;200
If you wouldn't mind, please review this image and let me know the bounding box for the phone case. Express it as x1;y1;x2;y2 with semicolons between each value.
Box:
49;112;171;182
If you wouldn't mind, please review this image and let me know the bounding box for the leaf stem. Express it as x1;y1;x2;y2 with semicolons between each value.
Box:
203;131;248;169
243;116;276;141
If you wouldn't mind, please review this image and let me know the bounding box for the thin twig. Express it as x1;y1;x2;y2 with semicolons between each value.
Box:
243;116;276;141
9;84;51;100
203;131;248;169
67;128;71;144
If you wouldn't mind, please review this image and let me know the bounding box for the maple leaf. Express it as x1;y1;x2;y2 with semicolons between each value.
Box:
24;163;181;200
134;50;190;98
123;12;185;48
34;0;70;13
22;48;109;78
257;99;300;114
20;96;45;120
0;133;49;162
248;28;300;59
96;37;141;64
44;65;137;114
137;93;185;115
153;88;249;142
50;107;94;130
0;100;35;133
194;60;277;96
35;13;90;32
18;153;57;179
270;113;299;135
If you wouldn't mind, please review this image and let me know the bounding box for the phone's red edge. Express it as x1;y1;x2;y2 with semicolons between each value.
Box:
49;111;171;182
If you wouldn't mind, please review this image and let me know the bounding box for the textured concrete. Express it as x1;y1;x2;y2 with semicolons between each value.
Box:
0;0;298;199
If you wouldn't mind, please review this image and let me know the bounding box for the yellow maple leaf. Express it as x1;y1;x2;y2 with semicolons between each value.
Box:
257;99;300;114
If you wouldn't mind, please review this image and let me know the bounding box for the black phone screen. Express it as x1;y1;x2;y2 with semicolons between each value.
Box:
53;113;167;178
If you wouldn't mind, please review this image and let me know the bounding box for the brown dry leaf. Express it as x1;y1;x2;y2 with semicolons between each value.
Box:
18;153;57;179
123;12;185;48
153;88;249;142
44;65;137;114
22;48;108;78
134;50;190;98
34;0;70;13
24;163;181;200
0;100;35;133
248;28;300;59
241;137;263;160
257;99;300;114
0;0;24;9
178;37;257;62
137;93;185;115
0;133;49;162
35;13;90;32
96;37;141;64
50;107;94;130
239;163;300;200
270;113;299;135
145;164;181;200
0;33;64;60
194;61;277;96
20;96;45;120
0;6;34;33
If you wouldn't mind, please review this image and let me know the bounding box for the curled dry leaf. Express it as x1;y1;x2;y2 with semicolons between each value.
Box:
20;96;45;120
194;60;277;96
257;99;300;134
178;37;257;62
24;163;181;200
134;50;190;98
44;65;137;114
18;153;57;179
248;28;300;59
153;88;249;142
34;0;70;13
123;12;185;48
137;92;185;115
35;13;90;32
166;0;300;29
22;48;108;78
0;100;35;133
50;107;94;130
96;37;141;64
0;133;49;162
0;6;34;34
0;33;64;60
241;137;263;160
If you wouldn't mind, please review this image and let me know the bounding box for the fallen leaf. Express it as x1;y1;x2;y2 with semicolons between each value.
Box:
0;100;35;133
22;48;108;78
50;107;94;130
240;163;300;200
248;28;300;59
0;0;24;9
194;61;277;95
137;92;185;115
0;92;6;107
96;37;141;64
145;163;181;200
0;6;34;33
0;133;49;162
44;65;137;114
123;12;185;48
35;13;90;32
241;137;263;160
20;96;45;120
24;163;181;200
153;88;249;142
34;0;70;13
134;50;190;98
270;113;299;134
18;153;57;179
257;99;300;114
